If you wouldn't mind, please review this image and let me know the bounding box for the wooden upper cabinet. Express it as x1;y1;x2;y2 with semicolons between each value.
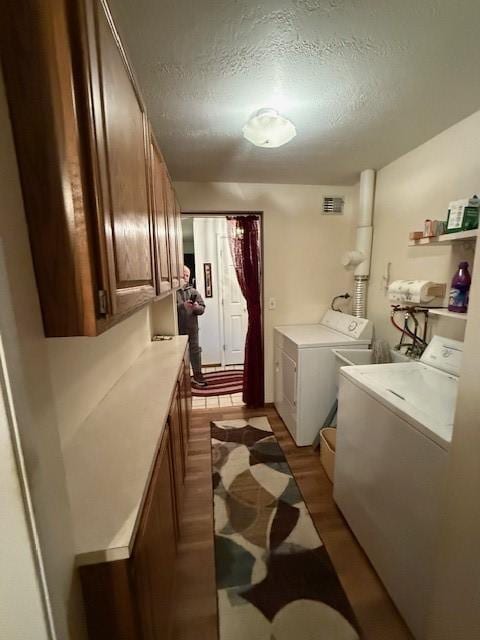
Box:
150;139;172;295
80;0;156;315
164;174;180;289
1;0;99;336
0;0;183;336
175;199;186;288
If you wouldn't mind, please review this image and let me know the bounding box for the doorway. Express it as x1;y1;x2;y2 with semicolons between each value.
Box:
180;213;263;408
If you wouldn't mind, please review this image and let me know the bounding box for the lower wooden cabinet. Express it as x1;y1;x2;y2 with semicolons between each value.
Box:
79;362;191;639
131;428;177;640
168;390;186;536
180;351;192;438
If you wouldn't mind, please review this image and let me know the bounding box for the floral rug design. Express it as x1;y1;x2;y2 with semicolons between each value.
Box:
211;417;359;640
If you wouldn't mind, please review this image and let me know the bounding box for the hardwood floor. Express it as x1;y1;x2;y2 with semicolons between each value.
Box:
170;406;413;640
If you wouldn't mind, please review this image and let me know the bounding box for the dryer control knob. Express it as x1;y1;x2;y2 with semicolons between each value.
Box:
348;321;358;331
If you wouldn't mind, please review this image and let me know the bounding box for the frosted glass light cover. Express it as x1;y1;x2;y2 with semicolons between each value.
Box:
242;109;296;148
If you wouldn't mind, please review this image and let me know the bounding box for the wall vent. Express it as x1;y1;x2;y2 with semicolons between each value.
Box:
322;196;344;214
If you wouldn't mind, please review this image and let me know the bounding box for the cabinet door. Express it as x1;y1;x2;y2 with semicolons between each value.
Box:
169;388;186;534
150;139;172;294
87;0;156;315
183;352;192;436
179;359;192;439
163;173;180;289
176;200;186;287
131;428;177;639
178;371;190;458
1;0;102;337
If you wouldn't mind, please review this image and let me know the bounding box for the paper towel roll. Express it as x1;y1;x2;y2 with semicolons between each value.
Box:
388;280;446;304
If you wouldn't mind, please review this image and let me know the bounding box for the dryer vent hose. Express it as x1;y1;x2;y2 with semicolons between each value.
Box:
352;276;368;318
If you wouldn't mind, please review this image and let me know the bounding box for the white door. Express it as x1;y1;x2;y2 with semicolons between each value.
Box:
219;235;247;365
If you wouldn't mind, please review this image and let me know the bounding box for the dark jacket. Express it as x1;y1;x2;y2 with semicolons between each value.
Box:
177;285;206;334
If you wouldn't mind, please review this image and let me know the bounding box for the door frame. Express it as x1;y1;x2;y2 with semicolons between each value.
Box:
181;211;264;392
0;244;56;639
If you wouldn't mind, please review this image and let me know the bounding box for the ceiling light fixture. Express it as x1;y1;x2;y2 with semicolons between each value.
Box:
242;108;296;148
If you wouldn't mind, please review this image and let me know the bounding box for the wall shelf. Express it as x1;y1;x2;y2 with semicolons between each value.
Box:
408;229;478;246
428;308;468;320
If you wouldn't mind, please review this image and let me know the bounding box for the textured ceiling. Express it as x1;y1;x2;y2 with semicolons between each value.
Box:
109;0;480;185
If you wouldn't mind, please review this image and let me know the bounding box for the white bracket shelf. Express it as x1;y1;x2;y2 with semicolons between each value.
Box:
408;229;478;246
428;308;468;321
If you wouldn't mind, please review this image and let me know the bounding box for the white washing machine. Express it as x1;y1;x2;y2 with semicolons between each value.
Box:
274;310;372;446
334;335;463;639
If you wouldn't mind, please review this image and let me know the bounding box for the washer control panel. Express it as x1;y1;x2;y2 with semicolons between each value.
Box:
421;335;463;377
321;310;372;341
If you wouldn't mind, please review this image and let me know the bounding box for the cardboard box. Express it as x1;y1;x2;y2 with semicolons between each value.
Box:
409;231;424;240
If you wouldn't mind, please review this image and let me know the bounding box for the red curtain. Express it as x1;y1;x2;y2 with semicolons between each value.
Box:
228;216;264;407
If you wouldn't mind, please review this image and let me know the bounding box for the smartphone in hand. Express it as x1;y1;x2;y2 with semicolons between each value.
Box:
190;293;197;304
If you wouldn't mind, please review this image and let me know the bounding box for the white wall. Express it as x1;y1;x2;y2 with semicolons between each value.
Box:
192;217;227;364
176;182;357;401
182;217;195;253
47;307;152;449
0;72;86;639
151;292;178;336
368;110;480;346
183;238;194;253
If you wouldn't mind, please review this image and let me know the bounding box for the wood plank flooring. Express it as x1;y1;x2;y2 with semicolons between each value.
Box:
170;406;413;640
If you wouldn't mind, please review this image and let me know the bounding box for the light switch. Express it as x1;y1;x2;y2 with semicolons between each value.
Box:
268;297;276;310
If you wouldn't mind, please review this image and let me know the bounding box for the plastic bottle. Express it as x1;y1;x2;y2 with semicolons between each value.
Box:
448;261;471;313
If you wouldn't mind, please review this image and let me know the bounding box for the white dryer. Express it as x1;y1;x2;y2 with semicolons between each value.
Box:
274;310;372;446
334;335;463;639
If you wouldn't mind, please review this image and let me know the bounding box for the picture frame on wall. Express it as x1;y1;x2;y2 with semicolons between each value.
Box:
204;263;213;298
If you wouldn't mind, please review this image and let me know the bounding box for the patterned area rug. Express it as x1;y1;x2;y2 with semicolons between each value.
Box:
211;417;359;640
192;370;243;397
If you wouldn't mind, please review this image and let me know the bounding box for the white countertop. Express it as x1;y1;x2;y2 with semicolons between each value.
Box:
62;336;188;566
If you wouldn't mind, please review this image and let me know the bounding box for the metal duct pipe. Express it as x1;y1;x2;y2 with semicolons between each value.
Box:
352;276;369;318
351;169;376;317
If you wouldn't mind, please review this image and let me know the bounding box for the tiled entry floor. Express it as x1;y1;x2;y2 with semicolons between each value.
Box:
191;365;244;409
